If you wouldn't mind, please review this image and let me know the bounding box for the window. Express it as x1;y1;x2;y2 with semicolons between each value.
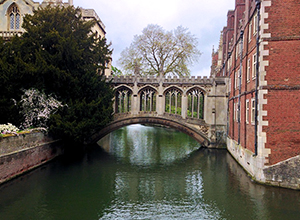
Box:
252;53;257;79
235;40;240;60
253;13;258;36
247;58;250;82
236;102;240;122
234;102;236;122
187;88;204;119
246;100;250;124
165;88;182;116
235;71;238;89
248;20;252;42
251;98;255;124
8;4;20;30
240;66;242;85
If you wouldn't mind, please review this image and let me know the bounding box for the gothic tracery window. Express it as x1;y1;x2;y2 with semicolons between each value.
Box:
165;87;182;115
115;87;132;113
187;88;204;119
8;4;21;30
140;87;156;112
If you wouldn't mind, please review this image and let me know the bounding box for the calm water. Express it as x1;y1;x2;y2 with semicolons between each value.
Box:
0;124;300;220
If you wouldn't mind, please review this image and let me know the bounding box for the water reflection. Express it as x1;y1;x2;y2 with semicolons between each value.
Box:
98;124;201;166
0;125;300;219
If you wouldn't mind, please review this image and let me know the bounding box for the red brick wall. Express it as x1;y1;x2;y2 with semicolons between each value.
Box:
264;89;300;164
0;134;64;184
263;0;300;165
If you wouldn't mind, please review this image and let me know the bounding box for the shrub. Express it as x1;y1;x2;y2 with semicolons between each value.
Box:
0;123;19;135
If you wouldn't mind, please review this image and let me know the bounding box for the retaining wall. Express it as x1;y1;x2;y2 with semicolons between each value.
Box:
0;132;64;184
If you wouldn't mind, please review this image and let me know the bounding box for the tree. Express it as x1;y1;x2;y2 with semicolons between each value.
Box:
118;24;201;77
0;6;114;144
19;88;64;130
111;65;123;76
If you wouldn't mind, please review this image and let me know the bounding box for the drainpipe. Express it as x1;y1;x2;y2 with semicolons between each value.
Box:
254;0;261;156
238;30;244;145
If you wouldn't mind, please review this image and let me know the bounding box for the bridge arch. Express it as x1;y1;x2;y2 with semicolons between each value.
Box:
87;115;210;147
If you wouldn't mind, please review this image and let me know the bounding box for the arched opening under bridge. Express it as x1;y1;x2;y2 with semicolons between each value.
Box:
86;116;210;147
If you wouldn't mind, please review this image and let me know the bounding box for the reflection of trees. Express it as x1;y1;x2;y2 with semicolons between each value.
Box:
108;125;200;166
3;127;300;220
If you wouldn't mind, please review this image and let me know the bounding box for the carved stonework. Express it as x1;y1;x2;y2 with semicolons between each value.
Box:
198;125;209;135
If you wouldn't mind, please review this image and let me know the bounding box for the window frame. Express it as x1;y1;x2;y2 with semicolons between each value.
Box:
246;99;250;124
252;53;257;79
251;98;255;124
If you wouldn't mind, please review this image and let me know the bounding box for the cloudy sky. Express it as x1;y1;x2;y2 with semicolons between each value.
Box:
39;0;235;76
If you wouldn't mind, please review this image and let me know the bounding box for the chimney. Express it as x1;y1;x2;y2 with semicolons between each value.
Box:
69;0;73;5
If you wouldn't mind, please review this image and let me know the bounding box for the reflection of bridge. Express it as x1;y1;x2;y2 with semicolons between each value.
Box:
88;75;228;147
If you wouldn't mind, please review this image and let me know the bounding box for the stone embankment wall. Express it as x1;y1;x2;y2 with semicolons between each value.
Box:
228;138;300;190
0;132;64;184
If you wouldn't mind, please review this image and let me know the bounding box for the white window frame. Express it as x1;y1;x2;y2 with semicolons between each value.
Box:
240;66;242;85
246;99;250;124
252;53;257;79
247;58;250;82
253;13;258;36
251;98;255;124
248;20;252;42
235;71;238;89
236;103;240;122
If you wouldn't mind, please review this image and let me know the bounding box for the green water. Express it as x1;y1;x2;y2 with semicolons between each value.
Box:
0;124;300;220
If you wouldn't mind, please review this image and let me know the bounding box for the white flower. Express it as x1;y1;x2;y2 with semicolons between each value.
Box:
19;88;66;130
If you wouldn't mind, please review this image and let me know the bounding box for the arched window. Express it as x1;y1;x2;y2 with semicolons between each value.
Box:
115;87;132;113
187;88;204;119
140;87;156;112
165;87;182;115
8;4;21;30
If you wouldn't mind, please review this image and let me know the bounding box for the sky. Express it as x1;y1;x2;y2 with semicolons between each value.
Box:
39;0;235;76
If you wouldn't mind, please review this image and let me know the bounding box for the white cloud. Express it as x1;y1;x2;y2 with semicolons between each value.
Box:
37;0;235;76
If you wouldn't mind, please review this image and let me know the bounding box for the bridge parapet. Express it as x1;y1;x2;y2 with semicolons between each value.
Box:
106;75;220;86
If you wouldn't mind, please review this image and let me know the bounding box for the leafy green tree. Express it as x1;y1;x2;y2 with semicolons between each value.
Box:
118;24;201;77
0;37;28;125
0;6;114;144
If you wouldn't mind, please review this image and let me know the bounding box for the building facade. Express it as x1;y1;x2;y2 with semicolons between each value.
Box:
212;0;300;189
0;0;111;76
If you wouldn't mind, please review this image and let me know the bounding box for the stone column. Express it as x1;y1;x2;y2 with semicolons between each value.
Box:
181;93;188;119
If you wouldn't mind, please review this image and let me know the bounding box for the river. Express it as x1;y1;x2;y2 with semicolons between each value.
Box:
0;124;300;220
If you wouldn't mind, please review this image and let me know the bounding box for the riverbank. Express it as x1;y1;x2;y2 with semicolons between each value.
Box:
0;132;64;184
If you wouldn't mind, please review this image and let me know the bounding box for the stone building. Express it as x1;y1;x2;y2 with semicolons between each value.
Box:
0;0;111;76
212;0;300;189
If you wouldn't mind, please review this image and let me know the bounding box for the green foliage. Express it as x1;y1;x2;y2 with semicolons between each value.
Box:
0;6;114;144
165;104;181;115
118;24;201;77
111;65;123;76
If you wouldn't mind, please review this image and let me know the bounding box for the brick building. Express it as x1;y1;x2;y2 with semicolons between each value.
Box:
212;0;300;189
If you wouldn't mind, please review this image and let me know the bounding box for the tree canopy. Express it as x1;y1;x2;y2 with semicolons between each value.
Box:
118;24;201;77
0;6;114;144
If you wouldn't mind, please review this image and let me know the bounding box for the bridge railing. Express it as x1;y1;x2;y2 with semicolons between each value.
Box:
106;75;217;85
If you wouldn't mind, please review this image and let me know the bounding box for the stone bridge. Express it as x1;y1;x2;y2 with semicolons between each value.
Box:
88;75;229;148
